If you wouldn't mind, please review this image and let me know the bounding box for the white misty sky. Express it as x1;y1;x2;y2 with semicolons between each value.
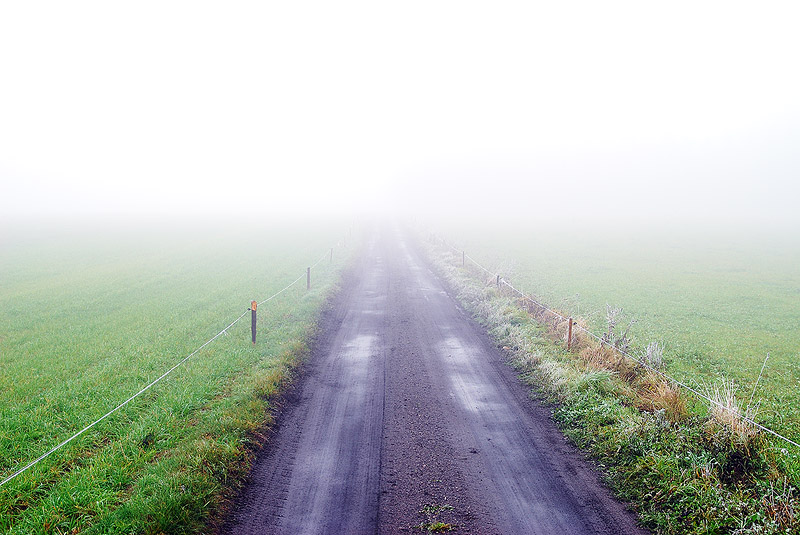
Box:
1;1;799;226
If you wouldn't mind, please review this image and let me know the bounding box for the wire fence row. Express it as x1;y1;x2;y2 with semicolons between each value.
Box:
0;238;347;488
433;234;800;451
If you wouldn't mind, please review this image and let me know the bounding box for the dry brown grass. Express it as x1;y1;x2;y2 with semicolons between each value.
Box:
577;344;640;383
511;293;693;422
473;260;697;424
762;478;797;530
635;373;688;422
580;345;615;371
706;379;761;445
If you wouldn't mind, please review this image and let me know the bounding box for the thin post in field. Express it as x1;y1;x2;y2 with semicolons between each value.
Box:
250;301;257;345
567;317;574;350
462;251;465;266
307;267;311;290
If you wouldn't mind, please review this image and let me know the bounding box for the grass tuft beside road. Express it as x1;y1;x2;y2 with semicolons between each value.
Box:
0;221;355;534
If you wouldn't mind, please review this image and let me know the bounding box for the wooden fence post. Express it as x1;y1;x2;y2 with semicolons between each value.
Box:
251;301;257;345
462;251;465;266
567;317;573;350
330;248;333;263
496;274;500;287
307;267;311;290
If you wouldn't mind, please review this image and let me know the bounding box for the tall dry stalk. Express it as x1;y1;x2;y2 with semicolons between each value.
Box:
643;341;664;369
707;378;760;445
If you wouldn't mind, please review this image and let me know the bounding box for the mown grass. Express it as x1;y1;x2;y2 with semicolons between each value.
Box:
423;230;800;534
0;219;354;534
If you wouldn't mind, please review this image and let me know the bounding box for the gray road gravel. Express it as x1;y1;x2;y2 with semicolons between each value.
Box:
221;227;647;534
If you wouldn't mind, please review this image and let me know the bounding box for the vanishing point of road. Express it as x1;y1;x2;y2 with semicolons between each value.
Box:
222;227;646;535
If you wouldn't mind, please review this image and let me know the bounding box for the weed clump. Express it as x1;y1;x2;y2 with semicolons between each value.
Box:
642;341;664;370
705;379;762;446
602;305;636;352
636;374;688;423
416;503;455;532
702;379;768;483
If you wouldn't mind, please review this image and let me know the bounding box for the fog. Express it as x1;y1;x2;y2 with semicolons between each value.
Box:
2;1;799;231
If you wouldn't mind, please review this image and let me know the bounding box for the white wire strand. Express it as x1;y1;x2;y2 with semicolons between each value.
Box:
0;309;249;488
257;245;333;307
438;237;496;278
444;237;800;450
310;250;330;269
258;272;306;306
0;241;343;488
465;253;495;277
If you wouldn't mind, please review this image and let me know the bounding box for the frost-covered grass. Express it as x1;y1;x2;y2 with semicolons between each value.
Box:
0;220;353;534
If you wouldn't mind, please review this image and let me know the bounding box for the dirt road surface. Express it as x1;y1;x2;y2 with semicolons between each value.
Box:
222;227;646;534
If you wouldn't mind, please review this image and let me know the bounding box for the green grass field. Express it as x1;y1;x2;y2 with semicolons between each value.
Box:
0;219;353;534
433;222;800;446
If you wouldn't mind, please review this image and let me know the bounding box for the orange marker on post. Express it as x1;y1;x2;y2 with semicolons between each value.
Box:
251;301;257;345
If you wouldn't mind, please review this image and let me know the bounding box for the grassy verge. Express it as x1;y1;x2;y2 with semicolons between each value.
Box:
0;221;356;534
423;224;800;448
422;235;799;535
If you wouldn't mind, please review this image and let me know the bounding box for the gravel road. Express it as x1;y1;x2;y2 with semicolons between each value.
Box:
221;227;647;534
